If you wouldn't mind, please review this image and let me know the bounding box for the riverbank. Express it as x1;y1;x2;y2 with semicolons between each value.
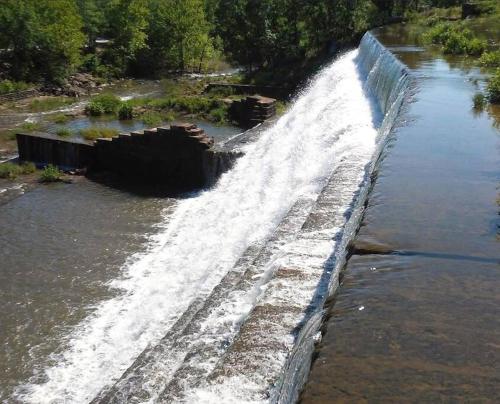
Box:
301;23;500;402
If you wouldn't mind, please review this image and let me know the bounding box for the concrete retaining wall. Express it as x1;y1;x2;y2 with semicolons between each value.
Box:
16;133;94;170
16;124;240;190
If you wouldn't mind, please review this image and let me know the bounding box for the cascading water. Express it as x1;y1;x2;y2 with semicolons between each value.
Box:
16;32;410;403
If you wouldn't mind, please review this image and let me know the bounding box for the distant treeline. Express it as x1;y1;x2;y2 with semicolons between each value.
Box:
0;0;464;84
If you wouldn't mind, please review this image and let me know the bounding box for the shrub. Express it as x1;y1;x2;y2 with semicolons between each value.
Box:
479;51;500;68
473;92;486;109
39;164;62;183
0;80;31;95
20;162;36;174
118;103;133;120
79;127;119;141
56;128;72;137
141;111;163;127
0;162;21;179
209;105;228;123
164;111;176;122
86;94;122;116
0;162;36;179
486;69;500;103
425;23;487;56
465;38;487;56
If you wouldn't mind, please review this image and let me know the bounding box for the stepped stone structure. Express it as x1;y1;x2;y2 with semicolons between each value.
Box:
229;95;277;128
16;123;240;190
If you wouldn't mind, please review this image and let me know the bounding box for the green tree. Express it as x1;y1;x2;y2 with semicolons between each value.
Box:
102;0;150;75
138;0;215;74
76;0;107;47
0;0;85;83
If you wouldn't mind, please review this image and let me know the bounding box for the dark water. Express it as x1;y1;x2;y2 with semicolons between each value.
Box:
301;24;500;402
0;180;174;400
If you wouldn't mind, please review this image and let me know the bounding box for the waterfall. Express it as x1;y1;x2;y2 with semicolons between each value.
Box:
16;32;411;404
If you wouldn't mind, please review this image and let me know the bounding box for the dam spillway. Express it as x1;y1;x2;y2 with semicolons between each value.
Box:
15;33;410;403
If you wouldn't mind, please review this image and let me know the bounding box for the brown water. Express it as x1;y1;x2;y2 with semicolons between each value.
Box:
0;179;174;401
301;24;500;402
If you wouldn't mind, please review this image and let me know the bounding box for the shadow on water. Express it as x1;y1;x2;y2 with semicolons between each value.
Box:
86;171;201;199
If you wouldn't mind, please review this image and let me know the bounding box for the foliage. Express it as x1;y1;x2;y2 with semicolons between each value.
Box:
0;80;32;95
79;127;119;140
118;102;134;120
0;0;85;83
0;0;496;86
208;104;229;123
101;0;150;75
486;69;500;103
39;164;62;182
473;92;486;110
20;122;41;132
141;111;164;126
0;162;36;179
86;94;122;115
479;51;500;68
56;128;72;137
50;114;70;124
424;23;487;56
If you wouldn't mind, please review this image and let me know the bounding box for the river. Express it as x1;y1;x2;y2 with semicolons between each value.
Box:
300;24;500;402
1;23;498;403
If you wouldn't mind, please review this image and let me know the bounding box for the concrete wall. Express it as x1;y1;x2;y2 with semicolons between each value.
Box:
17;133;94;170
91;124;237;189
17;124;240;191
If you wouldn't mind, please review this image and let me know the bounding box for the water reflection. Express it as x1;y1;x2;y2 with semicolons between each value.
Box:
301;24;500;402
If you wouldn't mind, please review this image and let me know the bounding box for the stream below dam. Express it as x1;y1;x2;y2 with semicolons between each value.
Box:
0;23;499;403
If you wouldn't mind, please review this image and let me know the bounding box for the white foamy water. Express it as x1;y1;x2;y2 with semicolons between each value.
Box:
17;47;384;403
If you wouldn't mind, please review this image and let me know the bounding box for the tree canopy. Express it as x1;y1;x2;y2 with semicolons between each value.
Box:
0;0;469;84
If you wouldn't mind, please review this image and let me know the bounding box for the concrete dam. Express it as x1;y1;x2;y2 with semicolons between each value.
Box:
15;32;411;403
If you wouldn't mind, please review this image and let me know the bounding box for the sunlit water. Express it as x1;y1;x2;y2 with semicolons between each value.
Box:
4;34;411;403
301;24;500;403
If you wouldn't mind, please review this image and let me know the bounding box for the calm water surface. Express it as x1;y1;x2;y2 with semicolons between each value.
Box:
301;24;500;402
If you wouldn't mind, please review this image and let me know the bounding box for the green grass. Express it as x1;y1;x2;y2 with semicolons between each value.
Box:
0;80;32;95
479;51;500;68
50;114;70;124
39;164;62;183
56;128;72;138
20;122;41;132
0;162;36;179
86;93;122;116
29;97;76;113
79;127;119;141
